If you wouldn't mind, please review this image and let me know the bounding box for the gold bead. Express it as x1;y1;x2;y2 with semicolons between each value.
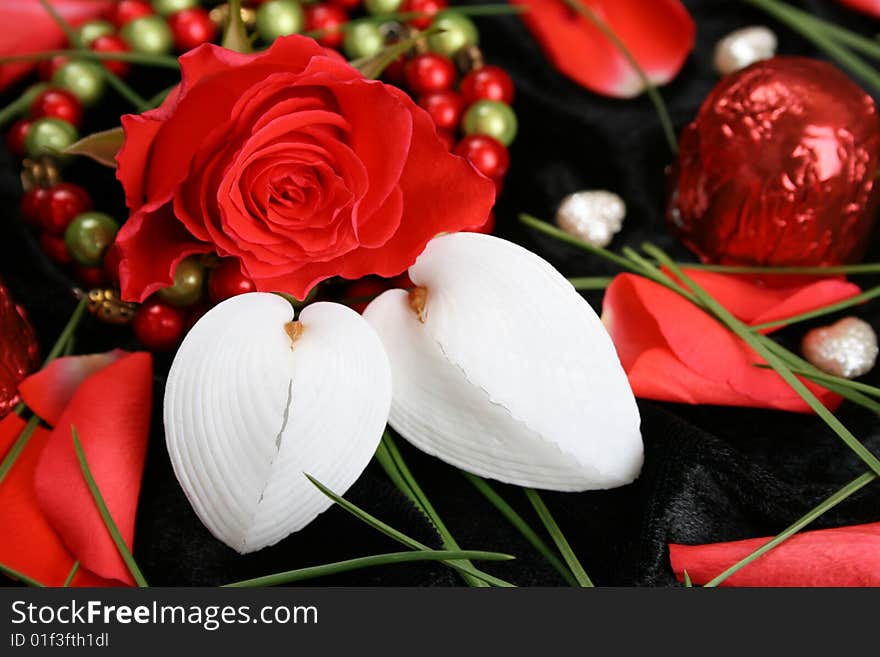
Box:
209;3;256;29
87;288;139;325
455;45;484;74
20;156;61;191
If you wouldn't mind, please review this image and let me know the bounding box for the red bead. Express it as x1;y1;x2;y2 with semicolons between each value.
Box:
111;0;154;28
36;55;70;81
39;232;72;265
418;90;464;132
6;119;32;158
168;7;218;52
29;88;83;128
20;187;48;228
72;264;108;289
383;56;407;85
207;259;256;304
133;300;186;351
305;3;347;49
39;183;93;236
402;0;447;29
404;53;457;95
90;35;132;77
454;134;510;180
460;65;515;105
329;0;361;9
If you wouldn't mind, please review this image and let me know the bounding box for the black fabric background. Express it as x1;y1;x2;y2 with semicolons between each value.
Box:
2;0;879;587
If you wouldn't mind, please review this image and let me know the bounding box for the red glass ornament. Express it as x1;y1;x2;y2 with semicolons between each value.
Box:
207;259;256;304
304;3;347;48
168;8;218;52
36;56;70;81
20;187;48;228
111;0;154;28
29;88;83;128
460;65;515;105
669;57;880;266
72;264;108;289
404;53;457;95
133;300;186;351
0;278;40;419
329;0;361;9
7;119;32;158
402;0;448;29
454;134;510;180
418;90;464;132
90;35;132;78
39;233;72;265
39;183;93;236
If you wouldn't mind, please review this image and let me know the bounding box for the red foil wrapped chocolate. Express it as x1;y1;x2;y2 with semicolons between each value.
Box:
667;57;880;266
0;278;39;419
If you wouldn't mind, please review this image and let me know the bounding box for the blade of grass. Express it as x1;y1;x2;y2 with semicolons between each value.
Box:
755;363;880;399
306;474;515;587
71;427;148;587
704;471;876;587
683;570;693;587
223;549;514;587
669;261;880;276
751;284;880;331
524;488;593;587
520;213;637;271
643;244;880;478
0;49;179;68
0;416;40;487
462;472;578;586
0;562;46;587
376;432;486;587
62;561;80;587
42;296;87;366
568;276;613;290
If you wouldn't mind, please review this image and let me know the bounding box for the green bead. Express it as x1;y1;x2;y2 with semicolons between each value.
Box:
152;0;198;16
343;22;385;60
64;212;119;267
428;11;478;56
158;256;206;307
77;19;114;47
256;0;304;43
462;100;517;146
51;60;106;106
365;0;402;14
24;118;79;160
121;15;174;55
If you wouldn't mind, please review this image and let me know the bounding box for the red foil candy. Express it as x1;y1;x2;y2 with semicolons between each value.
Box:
0;279;40;419
668;57;880;266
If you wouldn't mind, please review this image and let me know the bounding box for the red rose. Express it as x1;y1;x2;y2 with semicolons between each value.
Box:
115;36;495;302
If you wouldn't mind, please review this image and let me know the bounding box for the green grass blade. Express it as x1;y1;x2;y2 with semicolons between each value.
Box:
704;471;876;587
0;562;46;587
524;488;594;587
754;363;880;400
751;285;880;331
463;472;578;586
62;562;80;587
0;416;40;487
223;549;514;587
567;276;613;290
519;213;637;271
306;474;515;587
71;427;148;587
683;570;693;588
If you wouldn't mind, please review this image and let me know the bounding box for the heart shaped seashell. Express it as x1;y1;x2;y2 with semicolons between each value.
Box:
802;316;878;379
363;232;643;491
164;293;391;553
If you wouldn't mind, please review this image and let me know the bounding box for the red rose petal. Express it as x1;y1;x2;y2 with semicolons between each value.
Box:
0;414;116;587
19;351;128;426
836;0;880;18
0;1;115;92
602;271;859;411
33;352;153;584
670;522;880;586
511;0;695;98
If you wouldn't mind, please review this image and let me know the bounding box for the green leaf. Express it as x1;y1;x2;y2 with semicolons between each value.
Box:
71;427;148;587
524;488;594;587
462;472;578;586
65;127;124;168
751;284;880;331
63;562;80;587
223;549;514;587
306;473;516;587
223;0;252;54
0;562;46;587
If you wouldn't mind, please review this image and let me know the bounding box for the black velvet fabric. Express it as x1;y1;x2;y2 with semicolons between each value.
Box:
2;0;880;587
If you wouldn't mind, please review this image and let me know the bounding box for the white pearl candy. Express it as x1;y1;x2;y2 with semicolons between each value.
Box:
713;26;778;76
802;317;878;379
555;190;626;248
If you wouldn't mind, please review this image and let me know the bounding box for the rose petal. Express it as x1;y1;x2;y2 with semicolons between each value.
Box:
33;352;153;584
512;0;695;98
836;0;880;18
670;522;880;586
18;351;128;426
0;414;115;587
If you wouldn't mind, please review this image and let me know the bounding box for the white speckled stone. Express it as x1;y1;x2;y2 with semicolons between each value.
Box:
713;26;777;76
555;190;626;248
802;317;878;379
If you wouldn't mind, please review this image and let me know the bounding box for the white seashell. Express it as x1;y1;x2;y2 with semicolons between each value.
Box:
363;233;643;491
555;190;626;248
802;317;878;379
164;293;391;553
713;25;778;76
